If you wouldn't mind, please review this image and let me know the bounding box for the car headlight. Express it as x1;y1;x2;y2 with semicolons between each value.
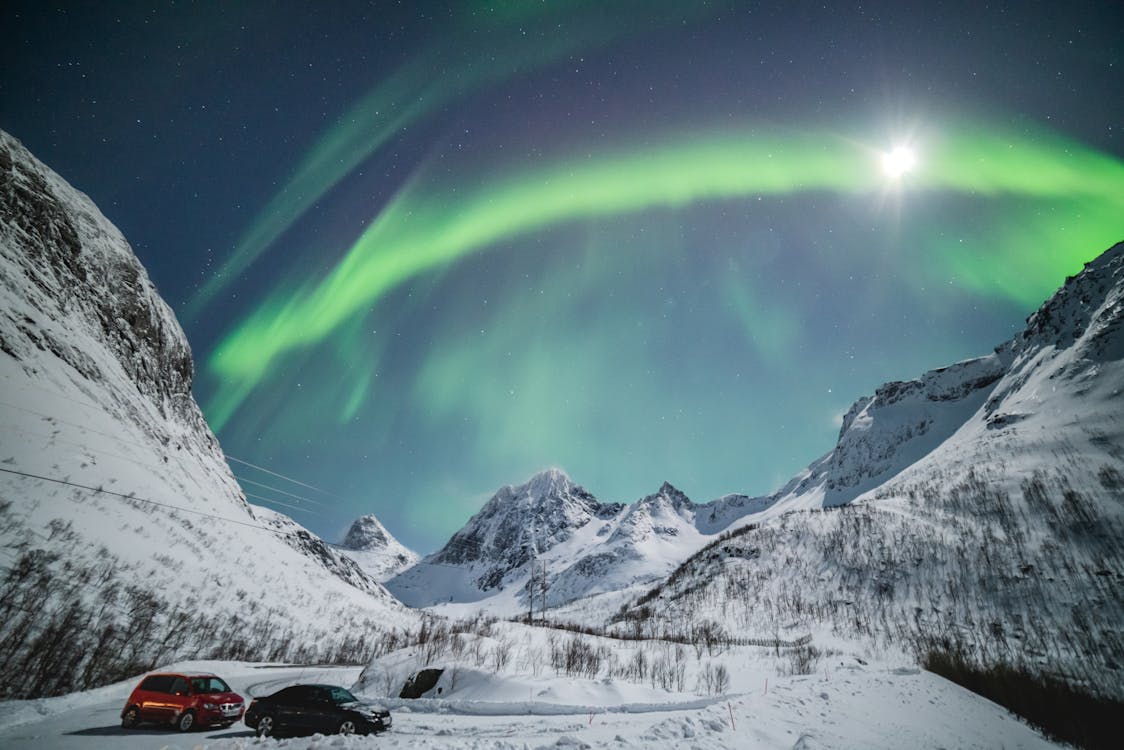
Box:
203;703;218;710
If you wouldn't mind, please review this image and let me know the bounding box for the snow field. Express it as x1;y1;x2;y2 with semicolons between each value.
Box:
0;648;1063;749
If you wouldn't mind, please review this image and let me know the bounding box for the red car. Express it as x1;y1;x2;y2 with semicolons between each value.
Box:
120;672;245;732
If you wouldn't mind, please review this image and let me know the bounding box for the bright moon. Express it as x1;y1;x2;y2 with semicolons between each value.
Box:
882;146;917;178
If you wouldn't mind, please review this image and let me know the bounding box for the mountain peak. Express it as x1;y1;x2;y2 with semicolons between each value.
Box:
638;481;694;511
1017;240;1124;355
337;513;418;582
519;467;574;498
342;514;392;551
418;469;610;587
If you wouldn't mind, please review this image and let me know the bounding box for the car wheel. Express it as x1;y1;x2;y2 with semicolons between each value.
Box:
338;719;357;735
256;715;275;737
121;706;140;729
176;710;195;732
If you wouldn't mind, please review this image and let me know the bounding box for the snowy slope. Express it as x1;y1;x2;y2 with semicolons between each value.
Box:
616;242;1124;698
338;513;419;582
0;130;415;699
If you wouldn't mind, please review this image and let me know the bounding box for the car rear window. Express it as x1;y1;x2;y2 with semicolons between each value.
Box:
139;675;175;693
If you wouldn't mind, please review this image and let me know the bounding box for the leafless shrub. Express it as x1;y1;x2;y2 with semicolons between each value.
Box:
779;645;821;676
490;636;513;673
696;662;729;695
469;635;487;667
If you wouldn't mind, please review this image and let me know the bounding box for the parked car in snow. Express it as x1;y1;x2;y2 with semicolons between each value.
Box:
120;672;245;731
243;683;391;737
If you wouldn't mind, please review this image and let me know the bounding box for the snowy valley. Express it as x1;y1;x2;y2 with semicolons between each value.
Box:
1;128;1120;749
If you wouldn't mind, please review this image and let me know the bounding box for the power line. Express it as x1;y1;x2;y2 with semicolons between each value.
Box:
0;379;339;504
0;415;304;520
0;398;163;457
0;465;301;541
242;490;313;516
0;395;331;518
232;474;329;508
2;378;463;561
225;454;338;497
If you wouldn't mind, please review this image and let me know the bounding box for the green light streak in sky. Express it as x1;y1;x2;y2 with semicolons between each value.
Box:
205;123;1124;429
185;0;710;318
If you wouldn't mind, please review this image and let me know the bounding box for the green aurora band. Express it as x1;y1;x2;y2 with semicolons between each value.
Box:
205;122;1124;429
184;0;713;319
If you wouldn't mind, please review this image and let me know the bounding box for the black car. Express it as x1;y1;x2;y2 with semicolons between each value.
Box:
243;684;391;737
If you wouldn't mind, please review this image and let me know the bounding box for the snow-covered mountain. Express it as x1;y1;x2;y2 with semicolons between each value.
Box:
386;469;713;614
338;513;419;581
388;241;1123;706
0;130;415;699
616;241;1124;699
388;350;1043;617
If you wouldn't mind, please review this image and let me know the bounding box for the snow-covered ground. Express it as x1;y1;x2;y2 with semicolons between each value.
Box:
0;651;1061;749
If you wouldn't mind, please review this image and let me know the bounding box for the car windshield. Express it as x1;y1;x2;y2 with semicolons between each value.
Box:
328;687;357;704
191;677;231;694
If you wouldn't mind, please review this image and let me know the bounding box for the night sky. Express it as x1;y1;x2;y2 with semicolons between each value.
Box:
3;1;1122;553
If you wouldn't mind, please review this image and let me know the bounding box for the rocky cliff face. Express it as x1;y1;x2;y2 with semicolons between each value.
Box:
0;132;197;434
0;130;414;699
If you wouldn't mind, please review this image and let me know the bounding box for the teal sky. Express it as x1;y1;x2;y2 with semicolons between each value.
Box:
3;1;1121;552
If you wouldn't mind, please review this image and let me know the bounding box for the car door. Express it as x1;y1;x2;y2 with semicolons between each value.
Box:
273;686;313;733
305;687;339;733
167;676;191;719
137;676;174;722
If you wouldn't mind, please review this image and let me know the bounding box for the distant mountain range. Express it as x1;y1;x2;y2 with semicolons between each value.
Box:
385;469;712;612
382;239;1124;701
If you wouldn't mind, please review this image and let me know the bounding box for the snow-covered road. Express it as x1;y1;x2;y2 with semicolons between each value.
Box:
0;663;361;750
0;658;1063;749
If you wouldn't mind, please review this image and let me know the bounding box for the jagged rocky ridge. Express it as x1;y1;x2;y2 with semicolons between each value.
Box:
0;130;415;699
385;469;712;611
616;242;1124;699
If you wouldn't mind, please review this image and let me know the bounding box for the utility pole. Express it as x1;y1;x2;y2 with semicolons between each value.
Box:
528;520;538;626
540;559;548;625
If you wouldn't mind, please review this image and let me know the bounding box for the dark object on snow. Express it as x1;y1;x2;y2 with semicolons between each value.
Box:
399;668;444;698
243;684;391;738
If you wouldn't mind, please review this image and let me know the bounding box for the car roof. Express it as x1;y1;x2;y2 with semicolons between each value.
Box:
147;672;221;678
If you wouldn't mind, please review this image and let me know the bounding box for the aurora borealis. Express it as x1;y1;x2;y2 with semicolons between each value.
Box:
3;2;1122;552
